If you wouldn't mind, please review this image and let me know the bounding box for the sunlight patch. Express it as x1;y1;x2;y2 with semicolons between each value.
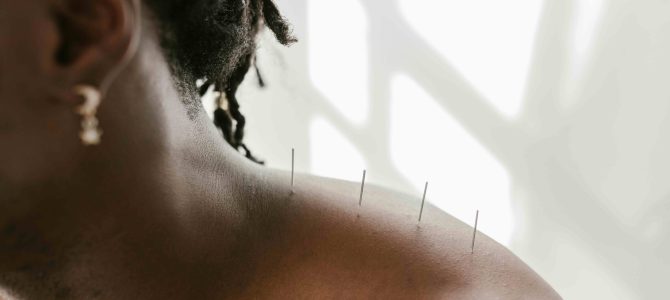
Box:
310;117;366;182
564;0;607;109
308;0;370;124
390;74;513;245
399;0;543;118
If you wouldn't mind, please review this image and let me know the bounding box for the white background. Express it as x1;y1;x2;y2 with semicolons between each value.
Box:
223;0;670;298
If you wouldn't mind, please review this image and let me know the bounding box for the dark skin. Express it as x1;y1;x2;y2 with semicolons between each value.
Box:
0;0;561;298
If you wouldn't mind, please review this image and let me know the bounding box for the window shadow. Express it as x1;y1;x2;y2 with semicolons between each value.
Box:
241;0;670;298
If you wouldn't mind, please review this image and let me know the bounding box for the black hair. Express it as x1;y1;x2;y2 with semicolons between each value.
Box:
144;0;296;163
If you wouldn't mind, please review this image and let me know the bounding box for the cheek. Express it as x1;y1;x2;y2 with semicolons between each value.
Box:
0;5;81;187
0;76;80;187
0;98;82;188
0;2;57;117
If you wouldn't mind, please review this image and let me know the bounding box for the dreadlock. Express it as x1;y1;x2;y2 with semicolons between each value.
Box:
144;0;296;164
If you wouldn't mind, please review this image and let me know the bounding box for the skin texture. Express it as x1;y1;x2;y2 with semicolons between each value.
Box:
0;0;562;299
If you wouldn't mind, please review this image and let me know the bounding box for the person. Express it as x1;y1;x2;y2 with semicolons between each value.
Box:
0;0;561;298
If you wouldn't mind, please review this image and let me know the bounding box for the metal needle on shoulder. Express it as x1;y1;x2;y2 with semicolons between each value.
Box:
471;210;480;254
291;148;295;193
359;170;367;206
418;182;428;222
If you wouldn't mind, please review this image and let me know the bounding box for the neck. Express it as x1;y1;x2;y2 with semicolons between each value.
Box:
0;51;260;298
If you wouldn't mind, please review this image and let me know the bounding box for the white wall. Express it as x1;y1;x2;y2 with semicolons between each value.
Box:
233;0;670;298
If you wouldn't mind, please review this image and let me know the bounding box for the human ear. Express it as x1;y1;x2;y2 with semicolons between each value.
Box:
49;0;140;100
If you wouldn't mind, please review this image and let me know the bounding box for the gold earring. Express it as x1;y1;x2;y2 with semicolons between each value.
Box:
74;85;103;146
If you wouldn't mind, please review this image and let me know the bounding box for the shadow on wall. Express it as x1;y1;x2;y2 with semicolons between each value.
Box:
236;0;670;299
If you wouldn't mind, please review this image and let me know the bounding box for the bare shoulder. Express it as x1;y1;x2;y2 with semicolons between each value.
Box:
252;172;562;299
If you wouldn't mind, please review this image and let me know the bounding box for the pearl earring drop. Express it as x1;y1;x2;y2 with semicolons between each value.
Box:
74;85;103;146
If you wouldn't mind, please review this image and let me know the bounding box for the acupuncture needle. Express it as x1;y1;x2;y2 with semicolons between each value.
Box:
359;170;367;206
471;210;480;254
418;182;428;222
291;148;295;194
